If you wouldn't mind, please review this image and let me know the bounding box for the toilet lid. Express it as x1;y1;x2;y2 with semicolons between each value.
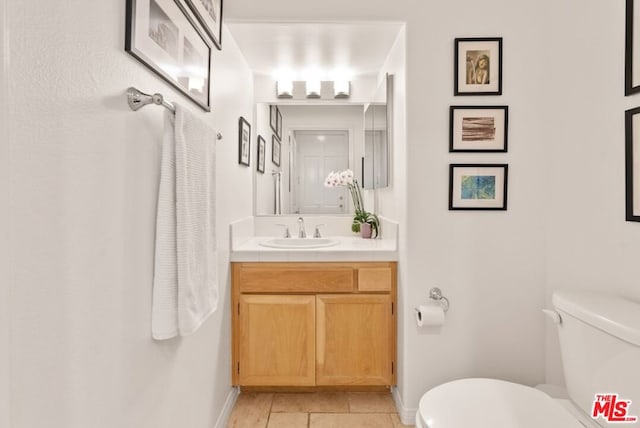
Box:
418;378;585;428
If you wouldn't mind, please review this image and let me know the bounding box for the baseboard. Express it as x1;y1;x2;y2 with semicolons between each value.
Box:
391;386;417;426
213;387;239;428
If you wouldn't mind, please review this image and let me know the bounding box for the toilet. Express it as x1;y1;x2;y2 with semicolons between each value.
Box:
415;290;640;427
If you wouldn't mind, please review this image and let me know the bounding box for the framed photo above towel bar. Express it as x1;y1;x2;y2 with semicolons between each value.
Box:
125;0;212;111
181;0;223;50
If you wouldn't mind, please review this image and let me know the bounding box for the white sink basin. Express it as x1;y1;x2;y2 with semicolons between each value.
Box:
259;238;339;249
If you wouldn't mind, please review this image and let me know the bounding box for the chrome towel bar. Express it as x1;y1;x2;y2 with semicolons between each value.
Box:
126;87;222;140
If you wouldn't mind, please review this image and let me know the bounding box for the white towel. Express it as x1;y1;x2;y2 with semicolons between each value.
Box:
152;104;218;340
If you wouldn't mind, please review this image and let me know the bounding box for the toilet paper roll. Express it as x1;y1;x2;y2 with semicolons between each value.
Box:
415;303;445;327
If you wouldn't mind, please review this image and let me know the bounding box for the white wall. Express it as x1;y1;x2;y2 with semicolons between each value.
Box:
373;26;409;410
401;1;549;411
543;0;640;384
5;0;253;427
227;0;550;417
375;28;406;225
1;0;11;425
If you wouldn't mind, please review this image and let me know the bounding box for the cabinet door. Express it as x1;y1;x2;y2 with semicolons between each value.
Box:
238;295;315;386
316;294;392;385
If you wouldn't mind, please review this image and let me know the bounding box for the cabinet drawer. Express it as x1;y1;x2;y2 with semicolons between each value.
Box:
357;267;393;292
237;263;355;293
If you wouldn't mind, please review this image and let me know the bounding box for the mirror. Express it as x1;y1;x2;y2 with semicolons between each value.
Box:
254;75;393;215
255;104;365;215
364;73;392;189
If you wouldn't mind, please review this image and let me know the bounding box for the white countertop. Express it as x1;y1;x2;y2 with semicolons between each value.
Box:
230;236;398;262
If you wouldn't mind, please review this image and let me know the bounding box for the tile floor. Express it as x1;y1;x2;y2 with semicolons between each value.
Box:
226;391;414;428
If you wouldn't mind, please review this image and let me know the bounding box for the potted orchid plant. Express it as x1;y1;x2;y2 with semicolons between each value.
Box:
324;169;380;238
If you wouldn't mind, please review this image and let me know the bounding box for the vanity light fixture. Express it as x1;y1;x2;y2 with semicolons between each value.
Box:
333;79;350;98
305;80;321;98
276;79;293;98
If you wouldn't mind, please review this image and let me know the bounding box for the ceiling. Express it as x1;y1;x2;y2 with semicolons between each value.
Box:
226;22;404;79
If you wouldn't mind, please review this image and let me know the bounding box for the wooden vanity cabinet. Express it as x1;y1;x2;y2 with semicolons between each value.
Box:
231;262;397;388
238;294;316;386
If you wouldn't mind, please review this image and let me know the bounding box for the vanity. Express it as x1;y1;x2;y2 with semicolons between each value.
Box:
230;217;398;390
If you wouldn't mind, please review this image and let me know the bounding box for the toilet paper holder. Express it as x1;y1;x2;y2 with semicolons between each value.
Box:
428;287;450;313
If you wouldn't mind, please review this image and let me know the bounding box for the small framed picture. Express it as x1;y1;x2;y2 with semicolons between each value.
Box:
627;0;640;95
181;0;223;50
449;164;508;210
125;0;212;111
257;135;266;173
276;107;283;140
626;107;640;221
270;105;278;135
450;106;508;152
272;135;281;167
238;116;251;166
454;37;503;96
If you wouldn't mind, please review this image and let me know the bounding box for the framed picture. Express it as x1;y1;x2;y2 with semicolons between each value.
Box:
626;107;640;221
627;0;640;95
449;164;508;210
270;105;278;135
276;107;283;140
238;117;251;166
454;37;503;96
125;0;211;111
181;0;223;50
257;135;266;173
272;135;281;167
450;106;508;152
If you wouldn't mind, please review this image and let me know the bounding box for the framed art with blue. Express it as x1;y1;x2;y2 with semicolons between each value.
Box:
449;164;508;210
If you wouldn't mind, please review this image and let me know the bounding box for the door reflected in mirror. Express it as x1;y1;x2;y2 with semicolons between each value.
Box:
294;130;349;214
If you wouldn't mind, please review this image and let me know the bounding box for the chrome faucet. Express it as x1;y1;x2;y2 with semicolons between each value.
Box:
297;217;306;238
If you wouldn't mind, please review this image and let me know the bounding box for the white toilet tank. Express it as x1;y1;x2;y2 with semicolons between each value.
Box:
553;290;640;426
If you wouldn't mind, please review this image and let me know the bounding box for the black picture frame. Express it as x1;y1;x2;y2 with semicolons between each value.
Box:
449;105;508;152
454;37;503;96
276;107;283;140
449;164;508;210
182;0;223;50
626;107;640;221
257;135;266;173
125;0;212;111
272;135;281;167
627;0;640;95
238;117;251;166
270;105;278;135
